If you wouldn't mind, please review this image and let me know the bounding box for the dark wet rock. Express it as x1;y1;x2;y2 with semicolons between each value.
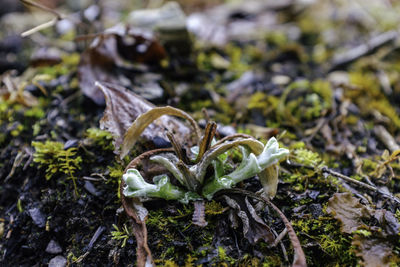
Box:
28;208;46;228
84;181;100;197
152;136;171;148
46;240;63;254
48;256;67;267
0;0;23;17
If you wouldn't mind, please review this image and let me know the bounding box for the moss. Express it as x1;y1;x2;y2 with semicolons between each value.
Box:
370;100;400;129
226;44;251;77
262;255;282;267
10;124;24;137
111;223;131;248
24;106;45;119
204;200;225;215
361;158;378;174
347;71;400;130
293;148;323;167
216;246;235;265
32;140;82;195
265;31;288;47
311;80;333;109
278;79;332;126
147;210;170;231
247;92;268;110
85;128;114;151
292;216;357;266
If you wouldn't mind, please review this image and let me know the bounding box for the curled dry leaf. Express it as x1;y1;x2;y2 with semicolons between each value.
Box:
120;148;174;267
372;209;400;237
121;106;201;159
78;26;166;105
223;195;274;245
192;200;208;227
326;192;371;234
233;191;307;267
352;235;399;267
327;193;400;266
96;82;194;156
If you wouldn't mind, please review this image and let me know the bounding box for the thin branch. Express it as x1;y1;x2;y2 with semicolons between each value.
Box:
321;167;400;204
20;0;66;37
20;0;64;18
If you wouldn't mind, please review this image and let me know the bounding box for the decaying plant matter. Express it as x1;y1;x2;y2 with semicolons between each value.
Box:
117;105;305;266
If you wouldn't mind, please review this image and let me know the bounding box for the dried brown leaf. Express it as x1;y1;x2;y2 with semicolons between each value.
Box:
121;106;201;159
352;235;399;267
192;200;208;227
96;82;196;158
78;27;166;105
120;148;175;267
373;209;400;237
223;195;274;244
78;36;120;105
1;73;38;107
326;192;371;234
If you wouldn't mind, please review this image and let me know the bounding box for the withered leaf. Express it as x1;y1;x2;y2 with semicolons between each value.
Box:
326;192;371;234
30;47;62;67
352;235;399;267
96;82;194;158
192;200;208;227
223;195;274;244
372;209;400;237
78;26;166;105
121;106;201;159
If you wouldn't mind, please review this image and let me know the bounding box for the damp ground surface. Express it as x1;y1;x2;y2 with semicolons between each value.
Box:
1;0;400;266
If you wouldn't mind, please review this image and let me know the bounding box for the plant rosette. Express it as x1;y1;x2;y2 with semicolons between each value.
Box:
118;106;290;267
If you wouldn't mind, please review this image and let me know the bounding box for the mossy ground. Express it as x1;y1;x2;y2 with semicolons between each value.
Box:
1;0;400;266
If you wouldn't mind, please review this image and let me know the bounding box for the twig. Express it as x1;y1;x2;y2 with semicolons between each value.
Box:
21;17;58;37
220;189;307;267
321;167;400;204
20;0;66;37
20;0;63;18
330;31;398;71
273;227;288;247
271;228;289;262
373;125;400;152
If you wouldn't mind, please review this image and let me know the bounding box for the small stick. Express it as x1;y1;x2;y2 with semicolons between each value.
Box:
273;227;288;247
21;17;58;37
321;167;400;204
20;0;63;18
373;125;400;152
20;0;66;37
272;228;289;262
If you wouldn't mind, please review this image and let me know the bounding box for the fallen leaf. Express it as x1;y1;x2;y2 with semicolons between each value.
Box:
1;72;38;107
78;25;166;105
192;200;208;227
30;47;62;67
352;235;399;267
372;209;400;238
223;195;274;244
96;82;194;157
121;105;201;159
326;192;371;234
